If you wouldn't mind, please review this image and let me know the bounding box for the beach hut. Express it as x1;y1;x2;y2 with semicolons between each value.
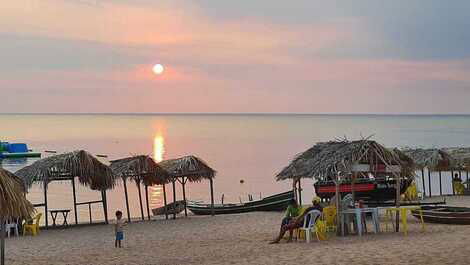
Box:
277;139;415;233
402;148;456;196
442;147;470;188
110;155;170;222
0;168;35;265
159;155;216;217
15;150;116;227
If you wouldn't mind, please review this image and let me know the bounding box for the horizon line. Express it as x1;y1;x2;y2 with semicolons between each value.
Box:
1;112;470;116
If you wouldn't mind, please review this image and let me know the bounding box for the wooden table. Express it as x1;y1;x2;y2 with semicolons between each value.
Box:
340;207;380;236
50;210;71;227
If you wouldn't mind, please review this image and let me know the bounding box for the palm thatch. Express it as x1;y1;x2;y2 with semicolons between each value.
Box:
0;168;35;218
401;148;456;171
159;155;216;182
276;140;414;181
15;150;116;190
110;155;170;186
442;147;470;171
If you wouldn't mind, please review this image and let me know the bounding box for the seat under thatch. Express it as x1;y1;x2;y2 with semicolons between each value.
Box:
442;147;470;171
159;155;216;182
276;140;415;181
15;150;116;190
0;168;34;218
110;155;170;186
401;148;456;172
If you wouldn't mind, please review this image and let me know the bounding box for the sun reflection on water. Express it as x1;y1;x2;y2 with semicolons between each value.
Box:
151;133;165;207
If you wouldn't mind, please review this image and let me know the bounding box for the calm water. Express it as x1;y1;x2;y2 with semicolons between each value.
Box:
1;114;470;224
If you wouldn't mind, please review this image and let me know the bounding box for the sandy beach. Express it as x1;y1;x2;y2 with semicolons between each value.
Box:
4;196;470;265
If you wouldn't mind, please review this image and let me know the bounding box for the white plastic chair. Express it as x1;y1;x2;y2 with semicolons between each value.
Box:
299;210;322;243
5;218;19;237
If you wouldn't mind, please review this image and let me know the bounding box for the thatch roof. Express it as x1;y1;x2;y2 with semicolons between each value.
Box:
159;155;216;182
15;150;116;190
0;168;35;218
401;148;456;171
442;147;470;171
276;140;414;181
110;155;170;186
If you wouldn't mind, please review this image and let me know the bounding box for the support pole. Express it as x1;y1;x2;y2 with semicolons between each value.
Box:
123;178;131;222
395;173;401;232
297;179;302;206
335;179;341;236
428;169;432;197
292;179;298;204
172;179;177;219
137;182;145;221
1;220;5;265
351;174;356;204
451;170;455;195
162;184;168;220
439;171;443;196
71;178;78;225
44;183;49;228
210;178;215;216
145;185;151;220
421;169;426;197
467;171;469;189
101;190;109;224
181;177;188;217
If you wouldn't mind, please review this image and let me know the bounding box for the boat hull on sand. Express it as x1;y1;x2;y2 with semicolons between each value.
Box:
412;206;470;225
152;200;185;216
187;191;294;215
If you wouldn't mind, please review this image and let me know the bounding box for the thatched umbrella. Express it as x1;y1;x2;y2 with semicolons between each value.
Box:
277;139;415;233
159;155;216;217
110;155;170;222
15;150;116;227
402;148;456;196
1;168;35;265
443;147;470;189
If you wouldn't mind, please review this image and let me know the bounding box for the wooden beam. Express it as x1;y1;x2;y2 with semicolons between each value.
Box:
210;178;215;216
428;169;432;197
123;178;131;222
181;177;188;217
451;170;455;195
439;171;442;196
72;178;78;225
44;182;49;228
102;190;109;224
1;220;5;265
162;184;168;220
145;185;151;221
172;179;177;219
421;169;426;197
137;182;145;221
297;179;302;206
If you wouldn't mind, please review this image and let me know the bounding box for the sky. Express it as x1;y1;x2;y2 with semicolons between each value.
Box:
1;0;470;114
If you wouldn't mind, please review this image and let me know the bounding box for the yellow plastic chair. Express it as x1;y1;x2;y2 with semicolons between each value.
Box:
322;206;337;232
315;219;328;241
404;183;418;201
23;213;42;236
385;207;425;236
453;181;465;195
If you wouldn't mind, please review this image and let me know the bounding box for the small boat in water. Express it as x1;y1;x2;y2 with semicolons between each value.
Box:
0;141;41;159
412;206;470;225
187;190;294;215
152;200;186;216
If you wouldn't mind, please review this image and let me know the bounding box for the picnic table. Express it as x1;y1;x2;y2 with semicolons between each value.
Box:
340;207;380;236
49;209;71;227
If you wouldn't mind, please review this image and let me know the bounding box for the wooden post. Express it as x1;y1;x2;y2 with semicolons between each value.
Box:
297;179;302;206
421;169;426;197
71;178;78;225
351;174;356;204
44;182;49;228
292;179;298;204
459;170;462;180
1;220;5;265
172;179;177;219
181;177;188;217
145;185;151;220
451;170;455;195
467;171;469;189
428;169;432;197
88;203;92;224
210;178;215;216
162;183;168;220
123;178;131;222
335;179;341;236
439;171;443;196
102;190;109;224
395;172;401;232
137;182;145;221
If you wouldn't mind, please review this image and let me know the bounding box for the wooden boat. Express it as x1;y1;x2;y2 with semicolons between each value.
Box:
411;206;470;225
152;200;186;216
314;177;412;202
187;190;294;215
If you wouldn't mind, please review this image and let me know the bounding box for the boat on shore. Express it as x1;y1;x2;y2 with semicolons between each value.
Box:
0;141;41;159
412;206;470;225
152;200;186;216
187;190;294;215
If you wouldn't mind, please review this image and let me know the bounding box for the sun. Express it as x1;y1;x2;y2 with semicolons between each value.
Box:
152;64;164;75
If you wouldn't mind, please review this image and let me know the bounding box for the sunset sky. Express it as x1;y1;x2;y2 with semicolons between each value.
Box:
2;0;470;113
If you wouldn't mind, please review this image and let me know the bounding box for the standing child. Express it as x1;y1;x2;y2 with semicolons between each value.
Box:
114;210;126;248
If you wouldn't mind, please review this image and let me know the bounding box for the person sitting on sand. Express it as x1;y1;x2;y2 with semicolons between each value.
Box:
115;210;127;248
270;197;323;244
